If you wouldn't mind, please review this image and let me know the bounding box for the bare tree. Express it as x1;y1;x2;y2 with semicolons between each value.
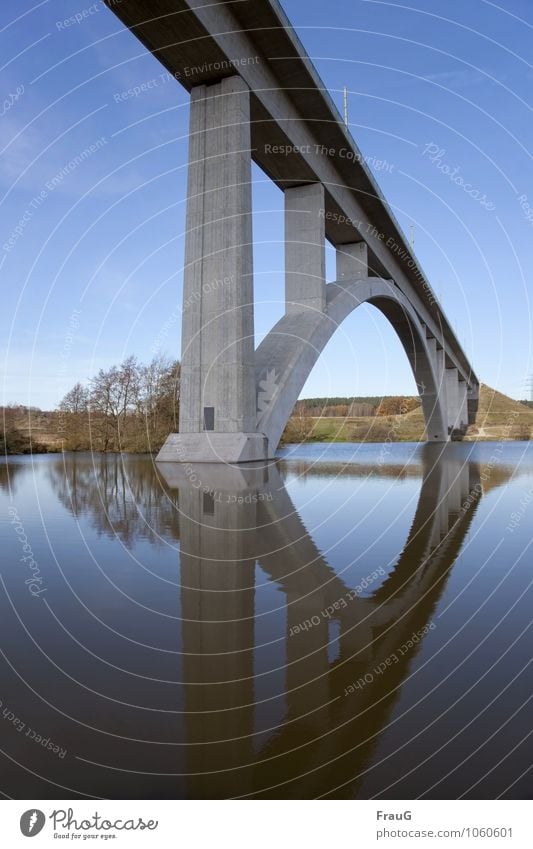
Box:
88;357;141;450
56;355;180;453
138;356;180;450
57;383;89;450
60;383;89;415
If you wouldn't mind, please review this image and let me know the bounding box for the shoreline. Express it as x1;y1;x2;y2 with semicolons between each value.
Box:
3;434;532;458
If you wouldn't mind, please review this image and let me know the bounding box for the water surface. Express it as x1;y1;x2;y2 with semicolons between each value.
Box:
1;442;532;799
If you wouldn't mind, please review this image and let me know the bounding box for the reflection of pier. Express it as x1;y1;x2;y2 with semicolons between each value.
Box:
158;446;483;798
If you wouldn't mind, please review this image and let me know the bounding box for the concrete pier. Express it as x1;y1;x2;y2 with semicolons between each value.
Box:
158;77;267;463
285;183;326;314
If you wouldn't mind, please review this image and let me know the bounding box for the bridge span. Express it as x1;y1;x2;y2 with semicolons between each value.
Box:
104;0;479;463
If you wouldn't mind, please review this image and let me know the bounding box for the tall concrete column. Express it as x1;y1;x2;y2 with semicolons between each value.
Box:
467;385;479;427
446;367;460;433
336;242;368;281
285;183;326;313
414;335;448;443
435;348;447;401
426;335;437;366
457;380;468;431
157;77;268;463
181;75;255;434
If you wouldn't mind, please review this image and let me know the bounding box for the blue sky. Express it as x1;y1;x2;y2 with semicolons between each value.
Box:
1;0;532;409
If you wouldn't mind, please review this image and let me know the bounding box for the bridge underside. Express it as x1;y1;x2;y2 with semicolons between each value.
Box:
101;1;479;464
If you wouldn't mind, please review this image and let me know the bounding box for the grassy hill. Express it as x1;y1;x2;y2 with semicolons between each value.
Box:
283;384;533;444
1;408;53;454
466;384;533;439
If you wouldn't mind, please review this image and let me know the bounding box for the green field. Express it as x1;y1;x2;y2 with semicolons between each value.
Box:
282;384;533;444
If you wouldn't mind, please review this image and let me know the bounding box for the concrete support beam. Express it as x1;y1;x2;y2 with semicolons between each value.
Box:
467;384;480;425
446;368;460;433
435;348;446;399
426;336;437;366
336;242;368;281
157;77;269;462
180;76;256;435
410;335;448;443
421;336;449;441
285;183;326;313
457;380;468;431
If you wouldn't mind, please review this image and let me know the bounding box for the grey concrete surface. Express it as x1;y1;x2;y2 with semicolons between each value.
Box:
179;77;256;438
285;183;326;313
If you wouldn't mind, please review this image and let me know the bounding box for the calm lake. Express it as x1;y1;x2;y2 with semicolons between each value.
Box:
1;442;532;799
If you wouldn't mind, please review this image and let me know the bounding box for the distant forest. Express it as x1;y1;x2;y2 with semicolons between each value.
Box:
295;396;421;418
299;396;385;407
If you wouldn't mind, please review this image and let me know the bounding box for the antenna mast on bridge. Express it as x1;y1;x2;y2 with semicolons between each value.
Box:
343;86;349;127
524;373;533;403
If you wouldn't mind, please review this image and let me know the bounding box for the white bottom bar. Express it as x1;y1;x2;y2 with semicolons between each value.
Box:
3;800;531;847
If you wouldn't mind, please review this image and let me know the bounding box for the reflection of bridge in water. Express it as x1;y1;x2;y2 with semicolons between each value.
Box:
2;448;502;799
158;445;484;798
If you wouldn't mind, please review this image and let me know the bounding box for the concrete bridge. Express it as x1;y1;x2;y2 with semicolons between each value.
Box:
105;0;479;463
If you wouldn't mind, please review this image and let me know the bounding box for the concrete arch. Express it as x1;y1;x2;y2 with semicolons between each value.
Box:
255;277;449;457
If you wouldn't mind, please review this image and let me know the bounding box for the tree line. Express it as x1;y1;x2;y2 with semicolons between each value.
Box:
1;359;425;456
57;355;180;453
294;396;420;418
